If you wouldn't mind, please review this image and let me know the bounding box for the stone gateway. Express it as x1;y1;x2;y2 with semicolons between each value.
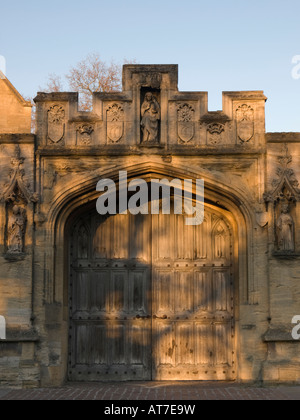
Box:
0;65;300;387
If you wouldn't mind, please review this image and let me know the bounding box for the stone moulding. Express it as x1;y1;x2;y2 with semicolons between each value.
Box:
271;251;300;259
0;134;35;144
263;325;299;342
0;329;39;343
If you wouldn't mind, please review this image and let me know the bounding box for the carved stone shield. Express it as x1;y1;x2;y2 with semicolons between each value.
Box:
178;121;194;143
47;105;65;144
48;123;65;143
107;121;124;143
237;120;254;143
256;212;268;228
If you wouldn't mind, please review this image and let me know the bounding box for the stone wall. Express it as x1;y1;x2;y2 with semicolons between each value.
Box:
0;77;32;134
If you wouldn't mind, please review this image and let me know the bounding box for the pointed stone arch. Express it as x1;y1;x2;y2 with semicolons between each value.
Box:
38;161;256;384
44;161;254;306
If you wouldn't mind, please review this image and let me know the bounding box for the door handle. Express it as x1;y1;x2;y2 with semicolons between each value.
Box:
153;315;168;320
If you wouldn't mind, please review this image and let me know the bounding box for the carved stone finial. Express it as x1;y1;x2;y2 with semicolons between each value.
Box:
264;145;300;203
2;155;39;204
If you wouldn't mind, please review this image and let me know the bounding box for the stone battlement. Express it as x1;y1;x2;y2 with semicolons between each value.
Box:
34;65;267;151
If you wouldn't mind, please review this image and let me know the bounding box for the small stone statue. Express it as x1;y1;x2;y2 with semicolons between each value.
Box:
141;92;160;143
7;205;26;254
276;203;294;252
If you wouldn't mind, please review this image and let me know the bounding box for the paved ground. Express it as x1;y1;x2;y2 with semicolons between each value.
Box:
0;382;300;400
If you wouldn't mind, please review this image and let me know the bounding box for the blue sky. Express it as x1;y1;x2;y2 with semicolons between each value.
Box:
1;0;300;132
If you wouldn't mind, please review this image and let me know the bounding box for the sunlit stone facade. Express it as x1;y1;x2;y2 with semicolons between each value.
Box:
0;65;300;387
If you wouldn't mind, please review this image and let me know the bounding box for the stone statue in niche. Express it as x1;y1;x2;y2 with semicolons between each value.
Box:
7;205;27;254
141;92;160;143
276;203;294;252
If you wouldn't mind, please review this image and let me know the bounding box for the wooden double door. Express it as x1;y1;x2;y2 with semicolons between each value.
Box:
68;207;236;381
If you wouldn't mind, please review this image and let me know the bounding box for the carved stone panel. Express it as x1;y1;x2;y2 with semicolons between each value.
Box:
236;104;254;143
177;104;195;144
207;123;225;146
47;105;65;144
77;124;94;146
107;104;124;143
140;72;162;89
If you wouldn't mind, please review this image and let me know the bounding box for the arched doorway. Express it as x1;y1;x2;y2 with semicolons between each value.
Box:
67;200;236;381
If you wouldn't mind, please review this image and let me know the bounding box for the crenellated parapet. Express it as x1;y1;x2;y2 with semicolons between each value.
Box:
34;65;267;152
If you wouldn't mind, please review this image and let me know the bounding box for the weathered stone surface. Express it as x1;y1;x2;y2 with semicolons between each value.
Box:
0;65;300;387
0;77;32;134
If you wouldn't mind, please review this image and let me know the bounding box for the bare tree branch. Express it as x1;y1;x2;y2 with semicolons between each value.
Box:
40;54;138;112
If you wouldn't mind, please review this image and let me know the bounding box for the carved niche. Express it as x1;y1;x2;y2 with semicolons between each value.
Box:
236;104;254;143
107;104;124;143
1;152;38;255
264;145;299;255
207;123;225;146
177;104;195;144
77;124;94;146
47;105;65;144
